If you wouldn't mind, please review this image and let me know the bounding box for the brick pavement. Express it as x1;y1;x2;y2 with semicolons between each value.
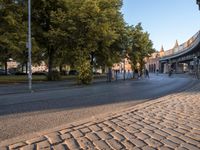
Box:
0;83;200;150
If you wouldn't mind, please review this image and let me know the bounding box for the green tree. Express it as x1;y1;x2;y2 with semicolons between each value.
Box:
0;0;24;74
31;0;69;80
38;0;124;81
0;0;38;74
128;23;155;74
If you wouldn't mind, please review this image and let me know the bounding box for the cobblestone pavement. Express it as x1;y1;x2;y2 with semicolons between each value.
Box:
1;82;200;150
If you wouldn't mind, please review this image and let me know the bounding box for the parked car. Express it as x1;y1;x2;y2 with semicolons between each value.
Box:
68;70;78;75
0;69;11;75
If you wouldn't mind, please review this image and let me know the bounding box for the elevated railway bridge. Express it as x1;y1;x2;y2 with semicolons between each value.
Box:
159;30;200;78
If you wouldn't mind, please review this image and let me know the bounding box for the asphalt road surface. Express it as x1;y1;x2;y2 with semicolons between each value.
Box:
0;74;195;141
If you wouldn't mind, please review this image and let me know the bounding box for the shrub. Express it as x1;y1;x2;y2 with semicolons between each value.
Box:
76;58;93;84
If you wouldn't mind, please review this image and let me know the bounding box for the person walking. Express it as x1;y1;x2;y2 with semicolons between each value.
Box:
145;69;149;78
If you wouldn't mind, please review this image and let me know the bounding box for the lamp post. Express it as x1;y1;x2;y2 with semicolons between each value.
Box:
122;50;126;80
28;0;32;91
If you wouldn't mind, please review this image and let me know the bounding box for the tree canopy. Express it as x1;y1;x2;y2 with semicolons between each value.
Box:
0;0;154;83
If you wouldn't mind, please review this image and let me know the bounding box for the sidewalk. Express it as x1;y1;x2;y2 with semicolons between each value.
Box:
0;81;200;149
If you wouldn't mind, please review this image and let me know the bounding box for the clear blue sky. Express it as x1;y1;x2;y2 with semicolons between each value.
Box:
121;0;200;51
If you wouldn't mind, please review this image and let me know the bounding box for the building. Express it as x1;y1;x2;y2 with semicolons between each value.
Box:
145;46;165;73
112;58;132;73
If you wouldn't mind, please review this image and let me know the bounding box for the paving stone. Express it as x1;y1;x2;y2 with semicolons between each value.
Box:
149;132;165;141
93;140;111;150
150;123;165;129
52;144;68;150
158;146;173;150
36;140;51;149
20;144;35;150
173;128;189;135
144;138;163;148
114;126;126;132
102;126;113;133
107;139;124;150
190;129;200;135
95;131;113;140
186;133;200;141
129;138;147;148
59;128;73;134
9;142;27;149
140;128;154;134
26;136;47;144
70;130;84;138
86;132;100;141
143;124;157;131
130;123;144;129
80;127;91;134
125;126;140;134
98;123;108;128
65;138;80;150
154;129;170;137
122;119;134;125
121;140;135;149
89;125;102;132
162;128;183;137
115;121;128;127
46;135;63;145
76;137;96;150
166;136;185;144
103;120;117;127
175;146;189;150
134;132;150;140
122;131;136;139
181;143;200;150
179;135;200;146
162;139;179;149
60;133;72;140
110;131;125;141
178;124;193;131
142;145;156;150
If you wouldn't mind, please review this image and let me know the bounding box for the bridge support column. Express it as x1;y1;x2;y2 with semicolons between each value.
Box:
175;61;178;74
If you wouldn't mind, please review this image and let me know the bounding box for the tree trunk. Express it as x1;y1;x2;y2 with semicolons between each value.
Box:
21;63;24;73
25;62;28;74
59;64;63;75
48;47;54;80
108;67;112;82
4;60;7;75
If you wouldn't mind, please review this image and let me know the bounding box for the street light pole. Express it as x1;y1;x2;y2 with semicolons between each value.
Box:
123;59;125;80
28;0;32;91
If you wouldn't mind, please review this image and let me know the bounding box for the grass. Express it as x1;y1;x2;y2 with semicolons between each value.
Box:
0;74;106;84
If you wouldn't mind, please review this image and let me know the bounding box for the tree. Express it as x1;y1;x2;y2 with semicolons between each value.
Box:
31;0;69;80
30;0;127;83
128;23;155;74
0;0;23;74
0;0;38;74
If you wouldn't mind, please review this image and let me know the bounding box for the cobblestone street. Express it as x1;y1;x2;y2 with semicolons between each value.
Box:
1;82;200;150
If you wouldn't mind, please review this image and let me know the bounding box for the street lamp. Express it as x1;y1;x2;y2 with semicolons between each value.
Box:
28;0;32;91
122;50;126;80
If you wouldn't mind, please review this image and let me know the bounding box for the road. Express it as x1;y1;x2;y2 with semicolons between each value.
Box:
0;74;195;142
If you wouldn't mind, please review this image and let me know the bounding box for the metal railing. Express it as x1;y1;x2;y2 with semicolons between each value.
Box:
162;31;200;58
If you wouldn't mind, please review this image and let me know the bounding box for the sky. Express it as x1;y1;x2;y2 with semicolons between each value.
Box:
121;0;200;51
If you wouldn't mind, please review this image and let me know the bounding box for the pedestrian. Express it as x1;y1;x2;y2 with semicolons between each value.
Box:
168;69;173;77
145;69;149;78
134;69;139;79
156;69;159;75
